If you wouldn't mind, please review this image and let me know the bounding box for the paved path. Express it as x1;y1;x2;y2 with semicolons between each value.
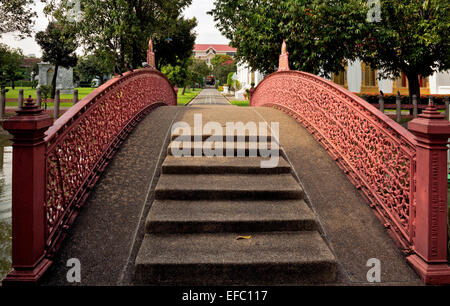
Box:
39;99;422;285
188;88;231;105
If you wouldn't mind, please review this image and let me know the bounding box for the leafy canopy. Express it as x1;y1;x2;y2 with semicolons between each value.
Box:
0;0;37;38
209;0;367;76
0;43;24;89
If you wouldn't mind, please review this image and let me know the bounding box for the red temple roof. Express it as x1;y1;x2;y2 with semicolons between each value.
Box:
194;44;237;52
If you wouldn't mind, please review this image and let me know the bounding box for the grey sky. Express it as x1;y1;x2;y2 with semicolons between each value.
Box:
0;0;228;57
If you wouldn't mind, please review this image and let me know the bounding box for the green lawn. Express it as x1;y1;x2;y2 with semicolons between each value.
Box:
178;88;202;106
230;100;250;107
3;87;95;106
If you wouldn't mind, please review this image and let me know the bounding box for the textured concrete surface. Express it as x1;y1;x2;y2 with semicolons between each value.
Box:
135;231;336;285
38;95;423;286
155;173;303;200
147;199;318;233
162;156;290;174
254;106;422;285
135;111;337;285
188;88;231;105
40;106;183;286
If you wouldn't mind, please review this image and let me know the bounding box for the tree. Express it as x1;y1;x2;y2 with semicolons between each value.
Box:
76;53;114;85
161;56;192;93
211;0;450;99
153;17;197;70
355;0;450;99
35;21;78;98
0;43;24;89
209;0;367;76
0;0;36;38
211;54;236;85
189;58;211;87
77;0;194;70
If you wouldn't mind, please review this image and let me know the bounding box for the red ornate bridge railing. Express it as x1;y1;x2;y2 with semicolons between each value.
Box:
2;67;177;284
250;42;450;285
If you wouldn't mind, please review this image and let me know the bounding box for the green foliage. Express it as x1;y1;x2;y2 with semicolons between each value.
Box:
227;72;234;88
35;21;78;98
75;0;195;70
0;0;37;37
357;0;450;98
209;0;366;76
189;58;211;86
154;17;198;70
39;85;53;101
161;57;193;89
210;0;450;98
211;54;236;85
0;43;24;89
75;53;113;85
235;80;241;90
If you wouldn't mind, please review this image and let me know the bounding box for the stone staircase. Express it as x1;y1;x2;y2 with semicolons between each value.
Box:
134;132;337;285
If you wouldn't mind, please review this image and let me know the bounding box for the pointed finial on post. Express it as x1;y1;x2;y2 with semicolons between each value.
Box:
147;37;156;69
278;40;290;72
281;40;287;54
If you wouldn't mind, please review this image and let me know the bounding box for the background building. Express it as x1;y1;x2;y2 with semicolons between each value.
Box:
331;60;450;95
193;44;237;67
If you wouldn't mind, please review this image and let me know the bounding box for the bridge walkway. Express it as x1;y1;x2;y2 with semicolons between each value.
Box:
40;89;421;285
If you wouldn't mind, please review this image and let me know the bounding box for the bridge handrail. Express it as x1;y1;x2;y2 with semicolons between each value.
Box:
43;68;176;252
2;67;176;284
251;43;450;284
251;70;417;250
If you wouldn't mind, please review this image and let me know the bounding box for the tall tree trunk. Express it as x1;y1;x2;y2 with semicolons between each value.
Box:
406;72;421;102
11;80;15;90
182;86;186;95
51;65;59;99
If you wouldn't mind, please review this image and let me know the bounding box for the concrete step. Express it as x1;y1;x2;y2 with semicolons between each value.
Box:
162;156;291;174
167;141;279;157
146;199;317;233
134;231;337;285
155;173;303;200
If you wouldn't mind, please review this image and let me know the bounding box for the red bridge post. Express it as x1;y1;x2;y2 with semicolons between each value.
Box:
408;101;450;284
2;97;53;284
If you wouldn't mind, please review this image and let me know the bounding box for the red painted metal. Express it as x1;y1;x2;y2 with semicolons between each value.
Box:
2;98;53;284
251;43;450;284
407;103;450;284
2;68;176;284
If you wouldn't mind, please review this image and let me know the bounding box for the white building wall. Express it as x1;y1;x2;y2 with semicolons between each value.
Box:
234;61;264;99
430;71;450;94
345;59;450;95
377;77;394;94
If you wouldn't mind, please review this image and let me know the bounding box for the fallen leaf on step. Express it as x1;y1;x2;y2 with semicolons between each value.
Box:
236;235;252;240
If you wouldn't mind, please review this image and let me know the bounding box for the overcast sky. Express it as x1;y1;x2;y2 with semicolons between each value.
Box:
0;0;229;57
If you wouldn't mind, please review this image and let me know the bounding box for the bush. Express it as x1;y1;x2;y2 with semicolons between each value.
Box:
16;80;35;87
227;72;234;89
235;80;241;91
39;85;53;101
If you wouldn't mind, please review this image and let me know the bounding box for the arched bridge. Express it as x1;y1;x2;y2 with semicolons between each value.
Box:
2;43;450;286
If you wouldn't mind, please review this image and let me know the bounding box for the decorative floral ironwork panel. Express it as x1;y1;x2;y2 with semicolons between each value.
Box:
252;71;417;248
44;70;176;244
